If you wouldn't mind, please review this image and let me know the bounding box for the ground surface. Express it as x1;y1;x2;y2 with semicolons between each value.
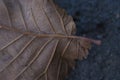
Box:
54;0;120;80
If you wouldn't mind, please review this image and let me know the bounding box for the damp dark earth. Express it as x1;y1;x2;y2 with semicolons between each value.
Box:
54;0;120;80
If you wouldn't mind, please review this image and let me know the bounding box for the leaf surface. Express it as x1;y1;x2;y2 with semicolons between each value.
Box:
0;0;100;80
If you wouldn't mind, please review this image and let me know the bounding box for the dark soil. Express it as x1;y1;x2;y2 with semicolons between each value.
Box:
54;0;120;80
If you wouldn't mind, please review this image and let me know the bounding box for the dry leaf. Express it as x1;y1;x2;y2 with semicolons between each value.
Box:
0;0;101;80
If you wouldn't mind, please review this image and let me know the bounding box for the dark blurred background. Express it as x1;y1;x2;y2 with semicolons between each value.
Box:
54;0;120;80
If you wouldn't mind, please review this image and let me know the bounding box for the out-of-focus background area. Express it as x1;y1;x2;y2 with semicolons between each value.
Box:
54;0;120;80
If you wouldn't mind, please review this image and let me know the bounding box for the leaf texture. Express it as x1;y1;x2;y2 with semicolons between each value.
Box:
0;0;101;80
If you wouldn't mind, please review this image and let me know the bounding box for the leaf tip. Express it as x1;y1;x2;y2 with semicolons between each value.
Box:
91;40;101;45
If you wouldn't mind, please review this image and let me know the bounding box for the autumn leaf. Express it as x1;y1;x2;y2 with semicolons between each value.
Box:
0;0;101;80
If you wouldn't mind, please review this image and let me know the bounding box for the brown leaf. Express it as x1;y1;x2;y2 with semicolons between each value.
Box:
0;0;101;80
